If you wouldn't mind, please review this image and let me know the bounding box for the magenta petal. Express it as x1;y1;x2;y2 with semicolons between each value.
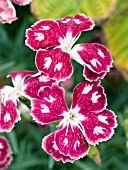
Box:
0;155;12;169
55;125;89;160
36;48;73;82
0;137;12;163
0;136;12;169
8;70;35;90
42;131;74;163
11;0;31;6
81;109;117;145
30;85;68;124
72;81;107;113
72;43;113;74
24;72;55;98
0;0;17;24
8;70;35;82
83;66;106;81
57;14;94;37
25;20;64;50
0;100;21;132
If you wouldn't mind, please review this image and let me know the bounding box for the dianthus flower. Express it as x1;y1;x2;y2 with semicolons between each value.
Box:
26;14;113;82
30;81;117;163
0;0;31;24
0;70;55;132
0;136;13;169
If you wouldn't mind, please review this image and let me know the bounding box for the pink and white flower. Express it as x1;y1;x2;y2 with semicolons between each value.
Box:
26;14;113;82
30;81;117;162
0;70;54;132
0;0;31;24
0;136;13;169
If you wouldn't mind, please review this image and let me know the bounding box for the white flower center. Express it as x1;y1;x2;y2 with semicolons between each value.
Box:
12;75;28;99
0;86;17;105
0;76;26;106
58;106;85;135
59;32;81;52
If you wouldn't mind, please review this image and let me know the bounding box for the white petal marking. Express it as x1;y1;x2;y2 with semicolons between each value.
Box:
90;59;102;68
44;95;56;103
54;62;62;71
98;50;105;58
13;75;23;91
74;140;80;151
15;75;22;81
53;141;58;150
35;33;44;41
98;115;108;124
4;112;11;122
0;143;3;149
74;19;82;24
91;91;101;103
41;104;49;113
70;45;84;65
61;18;71;23
94;126;105;135
82;85;92;94
59;31;75;51
44;57;52;69
39;75;49;82
63;138;68;146
41;26;50;30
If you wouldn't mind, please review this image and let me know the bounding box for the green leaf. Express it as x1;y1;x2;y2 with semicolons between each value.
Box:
0;61;15;73
6;131;19;155
103;0;128;80
31;0;117;23
123;118;128;140
48;156;55;169
11;158;47;169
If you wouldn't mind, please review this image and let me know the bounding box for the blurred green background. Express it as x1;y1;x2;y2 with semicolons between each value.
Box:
0;0;128;170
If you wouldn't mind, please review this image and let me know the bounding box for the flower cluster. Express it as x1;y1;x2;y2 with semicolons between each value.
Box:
0;136;12;169
0;0;31;24
0;14;117;163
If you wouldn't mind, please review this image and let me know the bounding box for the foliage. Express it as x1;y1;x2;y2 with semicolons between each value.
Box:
31;0;117;23
103;0;128;80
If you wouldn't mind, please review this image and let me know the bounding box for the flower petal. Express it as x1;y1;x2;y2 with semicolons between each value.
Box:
8;70;35;93
0;100;21;132
55;124;89;160
0;136;12;163
24;72;55;98
11;0;31;6
42;131;74;163
0;0;17;24
72;43;113;76
0;86;17;105
0;155;12;169
36;48;73;82
30;85;68;124
8;70;35;83
83;66;106;81
25;20;64;50
81;109;117;145
57;14;94;37
72;81;107;113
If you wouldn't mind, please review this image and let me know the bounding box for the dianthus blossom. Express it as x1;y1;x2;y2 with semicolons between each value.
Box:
26;14;113;82
30;81;117;163
0;70;55;132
